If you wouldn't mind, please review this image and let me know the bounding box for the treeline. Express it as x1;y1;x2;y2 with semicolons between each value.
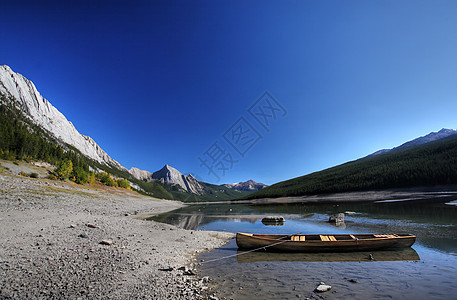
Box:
0;93;246;201
0;94;132;190
0;95;88;169
246;135;457;199
0;94;175;196
46;158;130;189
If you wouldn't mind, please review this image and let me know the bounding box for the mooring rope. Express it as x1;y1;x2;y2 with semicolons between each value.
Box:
201;232;302;264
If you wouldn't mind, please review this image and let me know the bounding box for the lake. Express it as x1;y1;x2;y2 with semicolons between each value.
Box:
148;198;457;299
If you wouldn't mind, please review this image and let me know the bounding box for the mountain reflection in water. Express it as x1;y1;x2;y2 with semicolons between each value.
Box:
148;199;457;254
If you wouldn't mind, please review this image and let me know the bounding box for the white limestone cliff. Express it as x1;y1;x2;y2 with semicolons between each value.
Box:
0;65;126;171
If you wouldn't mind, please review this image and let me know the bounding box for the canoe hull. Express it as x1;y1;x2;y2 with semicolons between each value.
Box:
236;233;416;253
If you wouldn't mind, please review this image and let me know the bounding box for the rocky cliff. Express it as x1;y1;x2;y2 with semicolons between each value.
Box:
129;164;207;195
0;65;126;170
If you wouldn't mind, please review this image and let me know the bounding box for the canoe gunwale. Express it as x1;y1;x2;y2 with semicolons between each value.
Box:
236;232;416;252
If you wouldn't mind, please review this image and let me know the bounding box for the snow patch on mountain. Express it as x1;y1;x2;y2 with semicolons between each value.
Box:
0;65;126;170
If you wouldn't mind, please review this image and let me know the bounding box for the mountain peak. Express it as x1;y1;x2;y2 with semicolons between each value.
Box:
0;65;126;170
224;179;267;192
439;128;456;133
129;167;152;181
127;164;206;195
369;128;457;157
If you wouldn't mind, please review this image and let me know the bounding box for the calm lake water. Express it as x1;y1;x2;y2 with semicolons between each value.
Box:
149;199;457;299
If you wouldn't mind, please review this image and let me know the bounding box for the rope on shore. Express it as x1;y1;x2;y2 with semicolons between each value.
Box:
201;232;302;264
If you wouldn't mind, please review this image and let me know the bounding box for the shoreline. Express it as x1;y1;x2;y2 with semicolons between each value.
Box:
0;173;233;299
195;187;457;206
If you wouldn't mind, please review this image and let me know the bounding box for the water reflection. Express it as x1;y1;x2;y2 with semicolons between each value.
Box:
236;248;420;263
148;198;457;254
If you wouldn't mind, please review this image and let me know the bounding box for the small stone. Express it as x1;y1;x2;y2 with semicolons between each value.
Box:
348;279;358;283
86;223;98;229
78;233;89;239
179;266;196;275
315;282;332;293
328;213;344;223
158;266;174;271
69;224;77;228
201;276;209;283
99;240;113;245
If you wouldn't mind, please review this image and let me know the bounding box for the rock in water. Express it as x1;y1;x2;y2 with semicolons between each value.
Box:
328;213;344;223
315;282;332;293
261;216;285;225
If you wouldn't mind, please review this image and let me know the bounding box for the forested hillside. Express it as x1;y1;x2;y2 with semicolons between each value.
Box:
245;135;457;199
0;93;250;202
0;93;173;199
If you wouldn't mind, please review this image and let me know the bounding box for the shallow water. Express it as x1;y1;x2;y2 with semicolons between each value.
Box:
149;199;457;299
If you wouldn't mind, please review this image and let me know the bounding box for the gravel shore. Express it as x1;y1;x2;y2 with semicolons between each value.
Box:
0;173;233;299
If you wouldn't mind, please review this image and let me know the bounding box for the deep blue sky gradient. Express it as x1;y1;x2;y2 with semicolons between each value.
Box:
1;0;457;185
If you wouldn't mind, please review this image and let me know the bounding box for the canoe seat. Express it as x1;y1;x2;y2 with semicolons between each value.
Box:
374;234;397;238
291;235;306;241
320;235;336;241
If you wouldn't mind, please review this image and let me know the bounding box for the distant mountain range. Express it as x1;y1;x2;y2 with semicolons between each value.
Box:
3;64;455;202
224;179;267;191
0;65;265;201
368;128;457;156
246;128;457;200
129;165;207;195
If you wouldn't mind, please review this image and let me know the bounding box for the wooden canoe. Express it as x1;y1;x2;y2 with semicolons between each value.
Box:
236;232;416;252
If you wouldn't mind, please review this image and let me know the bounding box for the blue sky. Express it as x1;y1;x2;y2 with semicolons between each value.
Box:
1;0;457;185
